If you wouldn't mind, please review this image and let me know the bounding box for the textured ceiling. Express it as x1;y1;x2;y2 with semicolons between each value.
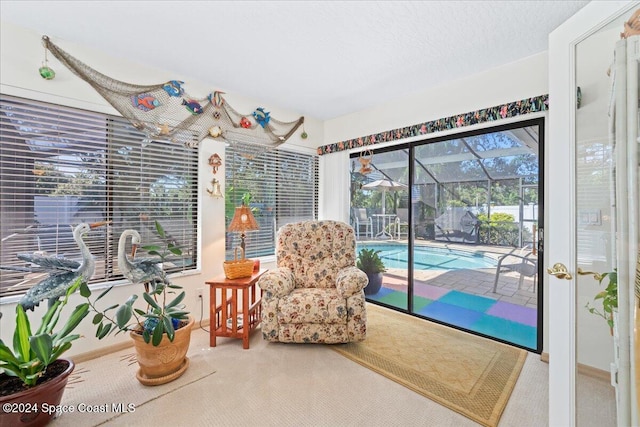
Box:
0;1;589;120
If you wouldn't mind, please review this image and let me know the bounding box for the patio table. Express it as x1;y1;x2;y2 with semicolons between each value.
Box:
373;214;396;239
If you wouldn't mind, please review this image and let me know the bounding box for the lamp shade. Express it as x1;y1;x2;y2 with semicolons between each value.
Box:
228;205;259;232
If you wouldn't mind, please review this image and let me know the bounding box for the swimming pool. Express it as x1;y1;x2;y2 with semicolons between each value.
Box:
357;243;497;270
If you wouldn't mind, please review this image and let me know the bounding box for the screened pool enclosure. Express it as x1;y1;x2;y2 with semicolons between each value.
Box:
350;118;543;352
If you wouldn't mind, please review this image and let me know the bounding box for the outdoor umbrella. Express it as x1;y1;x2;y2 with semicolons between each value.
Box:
362;178;407;239
361;178;407;216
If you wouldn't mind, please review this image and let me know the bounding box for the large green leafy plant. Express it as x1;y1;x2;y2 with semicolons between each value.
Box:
80;221;189;346
0;279;89;386
80;280;188;346
357;248;387;274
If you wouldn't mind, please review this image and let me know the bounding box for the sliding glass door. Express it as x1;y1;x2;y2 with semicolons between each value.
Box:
350;147;410;310
350;118;543;352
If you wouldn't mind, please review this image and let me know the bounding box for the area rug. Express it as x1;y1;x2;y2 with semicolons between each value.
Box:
51;347;216;426
332;304;527;427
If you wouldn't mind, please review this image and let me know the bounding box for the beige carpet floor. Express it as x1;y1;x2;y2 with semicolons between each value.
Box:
53;348;217;426
48;306;616;426
332;304;526;427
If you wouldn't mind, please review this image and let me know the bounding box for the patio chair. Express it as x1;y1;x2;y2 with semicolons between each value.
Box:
394;208;409;240
352;207;373;239
492;247;538;293
434;208;479;243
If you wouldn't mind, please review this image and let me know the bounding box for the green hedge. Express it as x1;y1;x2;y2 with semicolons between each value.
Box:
477;212;529;246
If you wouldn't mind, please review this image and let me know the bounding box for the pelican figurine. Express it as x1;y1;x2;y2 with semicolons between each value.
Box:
4;221;110;311
118;229;167;291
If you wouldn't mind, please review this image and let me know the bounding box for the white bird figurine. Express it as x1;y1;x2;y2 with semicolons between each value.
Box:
3;221;110;311
117;229;167;292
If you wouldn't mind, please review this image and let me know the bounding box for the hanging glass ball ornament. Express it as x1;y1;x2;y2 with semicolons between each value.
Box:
301;131;308;139
39;37;56;80
39;65;55;80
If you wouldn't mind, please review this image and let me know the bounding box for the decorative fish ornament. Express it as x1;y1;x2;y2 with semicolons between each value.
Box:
131;93;160;111
182;99;203;115
252;107;270;128
208;91;225;107
162;80;185;97
240;117;252;129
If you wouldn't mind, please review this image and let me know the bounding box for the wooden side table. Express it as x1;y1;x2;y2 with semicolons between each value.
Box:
205;269;265;349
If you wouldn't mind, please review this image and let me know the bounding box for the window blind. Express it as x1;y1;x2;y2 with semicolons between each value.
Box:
225;143;318;259
0;95;198;297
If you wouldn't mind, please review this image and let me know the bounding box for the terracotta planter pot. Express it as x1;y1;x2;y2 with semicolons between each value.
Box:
130;316;194;386
0;358;74;427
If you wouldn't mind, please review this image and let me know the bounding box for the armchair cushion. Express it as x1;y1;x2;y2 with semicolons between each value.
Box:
279;288;347;324
277;220;358;289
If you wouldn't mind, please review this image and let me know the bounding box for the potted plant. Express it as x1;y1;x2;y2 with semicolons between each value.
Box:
0;279;89;427
357;248;386;295
585;269;617;335
137;220;184;271
80;221;193;386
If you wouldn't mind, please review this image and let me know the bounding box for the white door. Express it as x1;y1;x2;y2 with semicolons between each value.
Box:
548;2;637;425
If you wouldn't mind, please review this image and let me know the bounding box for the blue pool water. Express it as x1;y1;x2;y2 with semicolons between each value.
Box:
357;244;497;270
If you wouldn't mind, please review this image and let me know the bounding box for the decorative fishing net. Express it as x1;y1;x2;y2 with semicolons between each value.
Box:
42;36;304;156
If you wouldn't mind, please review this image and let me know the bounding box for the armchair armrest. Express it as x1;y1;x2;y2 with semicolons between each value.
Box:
257;267;295;298
335;266;368;298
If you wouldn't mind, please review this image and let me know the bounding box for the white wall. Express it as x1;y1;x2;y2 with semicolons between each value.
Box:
320;51;555;356
0;21;321;356
323;52;549;144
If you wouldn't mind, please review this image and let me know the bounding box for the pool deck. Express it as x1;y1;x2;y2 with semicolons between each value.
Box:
360;239;539;309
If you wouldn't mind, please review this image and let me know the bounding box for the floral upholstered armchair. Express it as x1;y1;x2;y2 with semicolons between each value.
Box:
258;220;368;343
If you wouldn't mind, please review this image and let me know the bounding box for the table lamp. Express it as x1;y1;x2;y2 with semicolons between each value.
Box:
228;204;259;254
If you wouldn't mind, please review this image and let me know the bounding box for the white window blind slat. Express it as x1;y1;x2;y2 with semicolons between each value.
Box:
1;95;198;297
225;143;318;259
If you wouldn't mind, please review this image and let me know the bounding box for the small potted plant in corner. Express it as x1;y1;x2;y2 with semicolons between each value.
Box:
0;279;89;427
357;248;387;295
584;269;617;335
80;220;193;386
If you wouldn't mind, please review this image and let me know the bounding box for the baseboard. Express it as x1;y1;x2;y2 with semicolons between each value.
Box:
72;318;211;364
73;340;134;364
540;352;611;382
578;363;611;382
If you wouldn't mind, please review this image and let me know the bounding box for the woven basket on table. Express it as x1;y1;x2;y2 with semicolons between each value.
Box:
223;247;254;279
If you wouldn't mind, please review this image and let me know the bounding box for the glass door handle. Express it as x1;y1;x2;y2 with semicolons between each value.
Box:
546;263;573;280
